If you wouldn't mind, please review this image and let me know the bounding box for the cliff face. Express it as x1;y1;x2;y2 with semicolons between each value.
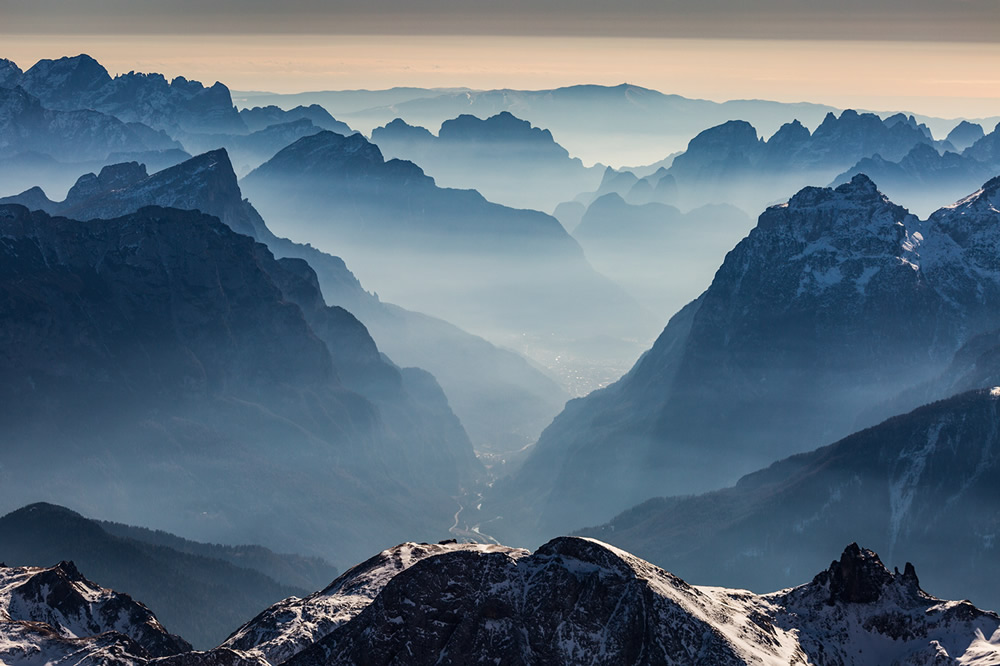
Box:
0;204;479;566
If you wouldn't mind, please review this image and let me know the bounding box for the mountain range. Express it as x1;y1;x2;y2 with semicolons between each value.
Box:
240;130;658;389
0;83;188;198
0;149;567;453
235;83;843;167
0;203;481;566
6;49;1000;665
571;193;753;314
5;537;999;665
233;82;1000;169
486;174;1000;543
834;121;1000;217
659;110;950;214
2;54;245;135
0;55;360;191
371;112;602;212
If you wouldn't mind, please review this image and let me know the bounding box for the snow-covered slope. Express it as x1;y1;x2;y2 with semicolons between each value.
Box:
4;540;997;665
276;537;999;666
223;542;518;665
0;561;190;663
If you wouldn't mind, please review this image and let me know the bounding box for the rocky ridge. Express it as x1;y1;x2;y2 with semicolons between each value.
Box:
4;537;998;665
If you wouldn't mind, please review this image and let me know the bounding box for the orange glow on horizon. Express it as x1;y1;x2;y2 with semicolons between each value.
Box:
2;33;997;122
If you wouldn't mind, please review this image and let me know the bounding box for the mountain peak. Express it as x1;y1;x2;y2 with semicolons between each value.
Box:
438;111;551;144
97;161;149;188
824;543;895;603
21;53;112;95
65;162;148;203
0;558;193;658
291;130;382;160
836;172;881;197
8;502;87;520
51;559;85;581
0;58;22;87
783;172;887;212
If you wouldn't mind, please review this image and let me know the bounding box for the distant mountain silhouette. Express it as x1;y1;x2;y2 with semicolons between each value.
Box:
946;120;986;151
314;83;842;166
239;104;354;134
6;54;245;134
660;110;949;214
0;85;185;197
833;142;996;217
241;130;657;385
572;193;752;315
182;118;327;176
372;112;602;212
183;107;356;176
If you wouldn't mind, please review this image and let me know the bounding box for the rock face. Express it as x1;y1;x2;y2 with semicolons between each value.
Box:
0;561;191;659
0;148;567;453
577;388;1000;613
0;58;22;87
2;150;264;238
8;54;245;134
0;82;187;200
241;130;656;382
222;541;515;665
371;112;603;212
0;558;268;666
0;204;480;567
0;86;180;162
244;538;998;666
489;175;1000;543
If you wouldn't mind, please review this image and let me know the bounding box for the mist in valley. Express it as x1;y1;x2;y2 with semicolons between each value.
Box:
2;29;1000;664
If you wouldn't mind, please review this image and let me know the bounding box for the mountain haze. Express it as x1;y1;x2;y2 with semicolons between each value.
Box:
488;175;1000;543
0;149;567;452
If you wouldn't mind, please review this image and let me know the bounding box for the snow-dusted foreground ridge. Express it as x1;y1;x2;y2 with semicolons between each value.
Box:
0;561;191;664
6;538;997;665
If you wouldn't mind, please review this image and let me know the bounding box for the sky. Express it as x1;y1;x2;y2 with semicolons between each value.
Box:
4;0;1000;41
2;1;999;119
